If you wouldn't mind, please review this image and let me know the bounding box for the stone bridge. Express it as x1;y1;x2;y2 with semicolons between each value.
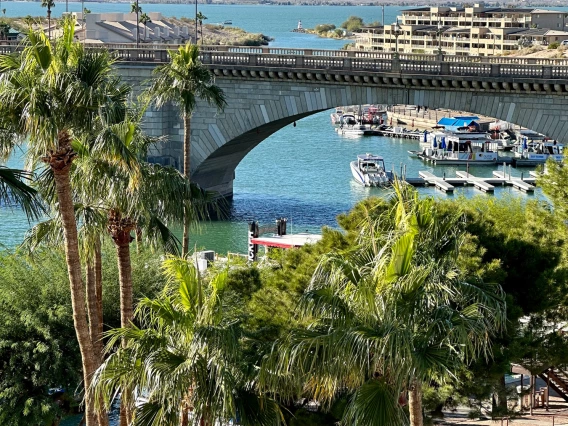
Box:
85;46;568;196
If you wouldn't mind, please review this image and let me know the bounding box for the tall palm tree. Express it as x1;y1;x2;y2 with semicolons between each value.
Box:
139;13;151;41
40;0;54;40
146;42;226;256
93;256;283;426
262;183;507;426
196;12;207;45
130;1;141;47
0;22;130;426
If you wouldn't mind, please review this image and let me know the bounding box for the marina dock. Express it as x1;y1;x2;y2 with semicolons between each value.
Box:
405;170;537;193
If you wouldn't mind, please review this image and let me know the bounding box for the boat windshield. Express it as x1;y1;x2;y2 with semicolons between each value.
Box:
360;160;384;171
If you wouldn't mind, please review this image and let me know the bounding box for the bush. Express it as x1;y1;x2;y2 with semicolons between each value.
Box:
340;16;364;32
315;23;335;33
549;41;560;49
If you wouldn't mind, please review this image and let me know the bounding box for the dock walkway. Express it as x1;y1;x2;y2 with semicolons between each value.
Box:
405;170;537;194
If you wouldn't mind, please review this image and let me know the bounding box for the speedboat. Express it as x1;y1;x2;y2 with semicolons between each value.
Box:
350;153;390;187
336;114;366;136
224;20;232;25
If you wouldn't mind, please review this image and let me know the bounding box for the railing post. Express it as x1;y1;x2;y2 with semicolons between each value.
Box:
440;62;450;75
249;54;258;66
304;49;313;56
343;57;353;70
543;65;552;79
391;58;400;73
490;64;501;77
296;55;305;67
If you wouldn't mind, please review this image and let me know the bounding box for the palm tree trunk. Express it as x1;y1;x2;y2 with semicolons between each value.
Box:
47;132;97;426
47;9;51;40
116;235;134;426
94;238;103;350
86;255;109;426
182;111;191;257
409;380;423;426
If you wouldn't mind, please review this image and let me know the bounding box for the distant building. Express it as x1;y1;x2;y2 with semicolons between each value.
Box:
79;12;192;44
356;3;568;56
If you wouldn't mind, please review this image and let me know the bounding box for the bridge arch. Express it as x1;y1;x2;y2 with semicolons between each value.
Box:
190;77;566;197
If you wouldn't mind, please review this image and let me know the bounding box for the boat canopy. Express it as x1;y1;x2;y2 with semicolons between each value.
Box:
437;117;480;133
357;153;384;161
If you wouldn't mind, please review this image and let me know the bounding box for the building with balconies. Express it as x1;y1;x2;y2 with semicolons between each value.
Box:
355;4;568;56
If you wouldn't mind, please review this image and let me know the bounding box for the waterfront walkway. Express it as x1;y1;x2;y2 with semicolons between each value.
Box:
439;397;568;425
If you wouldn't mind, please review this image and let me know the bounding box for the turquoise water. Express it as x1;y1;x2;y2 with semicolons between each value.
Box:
0;3;543;253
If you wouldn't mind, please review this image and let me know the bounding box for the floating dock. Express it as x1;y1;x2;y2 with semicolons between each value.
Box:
404;170;537;193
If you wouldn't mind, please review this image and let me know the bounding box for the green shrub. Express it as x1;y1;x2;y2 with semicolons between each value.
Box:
315;23;335;33
548;41;560;49
340;16;364;32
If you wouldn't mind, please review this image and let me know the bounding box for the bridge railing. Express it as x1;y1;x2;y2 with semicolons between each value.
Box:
2;41;568;78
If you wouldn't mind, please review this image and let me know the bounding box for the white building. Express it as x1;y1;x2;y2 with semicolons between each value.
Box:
80;12;192;44
356;4;568;56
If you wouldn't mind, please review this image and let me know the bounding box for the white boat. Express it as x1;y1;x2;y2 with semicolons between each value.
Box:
513;140;563;165
223;20;232;25
350;153;390;187
336;114;366;135
418;135;499;165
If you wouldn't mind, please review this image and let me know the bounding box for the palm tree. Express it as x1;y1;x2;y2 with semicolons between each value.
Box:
139;13;151;41
93;256;283;426
130;1;141;47
0;166;44;219
146;42;226;256
0;22;130;426
196;11;207;45
262;184;507;426
40;0;54;40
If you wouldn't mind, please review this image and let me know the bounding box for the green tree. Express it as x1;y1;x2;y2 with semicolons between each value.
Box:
262;185;506;426
40;0;54;39
130;1;141;45
314;23;335;34
0;245;166;426
196;11;207;44
146;42;226;256
0;22;131;426
0;21;9;40
340;15;364;32
93;256;282;426
139;12;151;41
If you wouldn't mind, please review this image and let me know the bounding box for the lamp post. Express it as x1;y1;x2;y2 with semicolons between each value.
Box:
195;0;198;45
392;19;402;58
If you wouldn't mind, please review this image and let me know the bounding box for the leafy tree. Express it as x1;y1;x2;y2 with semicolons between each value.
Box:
93;256;282;426
340;16;364;32
145;42;226;256
0;21;132;426
0;246;166;426
262;185;506;426
315;23;335;34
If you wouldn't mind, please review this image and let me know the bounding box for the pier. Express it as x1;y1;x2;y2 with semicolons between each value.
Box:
405;170;537;194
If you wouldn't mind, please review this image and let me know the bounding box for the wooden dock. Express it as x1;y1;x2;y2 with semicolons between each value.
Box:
492;171;535;192
455;171;495;193
403;170;537;194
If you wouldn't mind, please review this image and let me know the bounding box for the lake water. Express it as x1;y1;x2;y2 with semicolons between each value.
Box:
0;2;544;253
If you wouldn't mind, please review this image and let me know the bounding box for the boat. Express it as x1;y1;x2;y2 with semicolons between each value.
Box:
350;153;390;187
336;114;366;136
418;136;499;165
223;20;232;25
513;140;563;166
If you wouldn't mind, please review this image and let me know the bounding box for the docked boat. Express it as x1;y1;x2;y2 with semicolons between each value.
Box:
513;140;563;166
336;114;366;136
350;153;390;187
224;20;232;25
418;136;499;165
